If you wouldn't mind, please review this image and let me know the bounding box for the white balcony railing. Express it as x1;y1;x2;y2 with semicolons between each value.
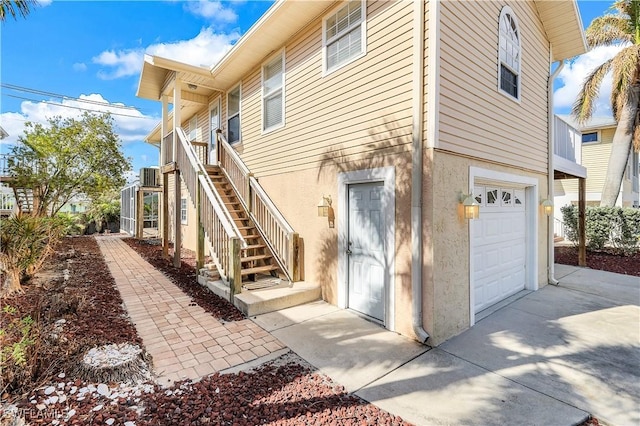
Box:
554;115;581;164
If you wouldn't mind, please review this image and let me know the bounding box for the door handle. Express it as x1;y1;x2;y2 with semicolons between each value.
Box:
346;249;352;255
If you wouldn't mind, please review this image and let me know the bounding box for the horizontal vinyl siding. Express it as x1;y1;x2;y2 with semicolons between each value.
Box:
438;0;550;173
233;0;414;177
422;0;430;144
561;128;615;194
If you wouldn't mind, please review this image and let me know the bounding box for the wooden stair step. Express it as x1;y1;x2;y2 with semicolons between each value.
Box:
241;254;273;263
242;244;266;251
241;264;278;276
243;234;260;240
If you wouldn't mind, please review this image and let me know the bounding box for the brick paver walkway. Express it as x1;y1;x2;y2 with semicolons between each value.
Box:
97;236;286;386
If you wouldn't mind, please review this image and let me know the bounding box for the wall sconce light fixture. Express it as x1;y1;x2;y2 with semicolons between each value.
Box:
462;194;480;220
317;195;335;228
541;199;553;216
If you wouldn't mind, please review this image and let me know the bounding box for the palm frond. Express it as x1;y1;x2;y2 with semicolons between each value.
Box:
610;45;640;120
586;14;633;47
0;0;37;22
572;59;614;124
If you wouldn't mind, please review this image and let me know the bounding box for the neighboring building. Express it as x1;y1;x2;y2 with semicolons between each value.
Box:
555;115;639;212
136;0;586;345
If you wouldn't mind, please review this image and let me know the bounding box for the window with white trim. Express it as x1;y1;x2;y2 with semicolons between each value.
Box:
227;85;241;144
180;198;188;224
498;6;521;100
262;52;285;131
188;116;197;141
323;0;366;74
581;132;598;143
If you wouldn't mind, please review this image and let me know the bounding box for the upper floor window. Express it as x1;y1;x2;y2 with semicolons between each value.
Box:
323;0;366;74
227;85;241;144
498;6;521;100
262;52;285;132
581;132;598;143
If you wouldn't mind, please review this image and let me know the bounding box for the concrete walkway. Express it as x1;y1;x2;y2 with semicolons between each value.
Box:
98;237;638;425
97;236;286;386
255;266;639;426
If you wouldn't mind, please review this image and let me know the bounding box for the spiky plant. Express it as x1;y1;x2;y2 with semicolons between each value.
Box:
572;0;640;207
0;0;37;22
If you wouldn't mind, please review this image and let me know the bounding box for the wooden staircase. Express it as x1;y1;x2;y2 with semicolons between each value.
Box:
205;165;281;284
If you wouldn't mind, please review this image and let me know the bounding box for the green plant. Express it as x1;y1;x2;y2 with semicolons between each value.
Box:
0;308;35;368
54;212;86;236
0;215;65;296
561;204;579;244
586;206;613;250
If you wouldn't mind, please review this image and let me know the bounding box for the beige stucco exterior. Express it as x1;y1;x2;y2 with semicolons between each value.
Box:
142;0;586;346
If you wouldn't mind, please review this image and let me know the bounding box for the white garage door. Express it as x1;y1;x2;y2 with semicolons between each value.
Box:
472;186;527;313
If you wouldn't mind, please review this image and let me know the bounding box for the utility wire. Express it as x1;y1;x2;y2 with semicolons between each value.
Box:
5;94;156;120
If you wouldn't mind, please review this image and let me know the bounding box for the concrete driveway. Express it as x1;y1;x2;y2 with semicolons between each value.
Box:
253;265;639;426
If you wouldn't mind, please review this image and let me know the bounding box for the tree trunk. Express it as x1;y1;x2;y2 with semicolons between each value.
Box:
600;85;639;207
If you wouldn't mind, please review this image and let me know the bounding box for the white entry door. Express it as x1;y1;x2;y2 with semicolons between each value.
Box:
473;186;527;313
347;182;386;322
209;99;220;164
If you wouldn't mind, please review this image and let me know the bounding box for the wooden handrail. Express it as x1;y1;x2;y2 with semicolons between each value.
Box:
216;131;300;282
174;128;245;283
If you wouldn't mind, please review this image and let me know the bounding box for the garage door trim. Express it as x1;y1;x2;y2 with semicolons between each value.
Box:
469;166;539;327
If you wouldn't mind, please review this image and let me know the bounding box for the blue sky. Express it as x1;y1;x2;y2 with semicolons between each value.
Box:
0;0;621;181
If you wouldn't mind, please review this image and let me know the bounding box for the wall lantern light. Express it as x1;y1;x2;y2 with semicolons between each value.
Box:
541;199;553;216
462;194;480;220
317;195;335;228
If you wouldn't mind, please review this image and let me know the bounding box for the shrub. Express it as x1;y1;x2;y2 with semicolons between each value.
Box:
0;215;65;296
559;205;640;254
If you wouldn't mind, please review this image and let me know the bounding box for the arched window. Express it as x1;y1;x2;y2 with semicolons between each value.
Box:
498;6;521;100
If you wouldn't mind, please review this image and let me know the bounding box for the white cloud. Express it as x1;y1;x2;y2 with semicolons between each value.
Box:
92;27;239;79
184;0;237;22
73;62;87;72
0;94;158;147
93;49;145;80
146;27;239;68
37;0;52;7
553;44;626;116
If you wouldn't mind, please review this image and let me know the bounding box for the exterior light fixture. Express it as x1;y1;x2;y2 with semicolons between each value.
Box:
317;195;335;228
317;195;331;217
462;194;480;220
187;83;198;90
541;199;553;216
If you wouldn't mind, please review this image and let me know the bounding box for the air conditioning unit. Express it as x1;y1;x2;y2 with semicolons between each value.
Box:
140;167;159;187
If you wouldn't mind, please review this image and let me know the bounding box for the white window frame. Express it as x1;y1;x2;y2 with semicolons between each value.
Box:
322;0;367;76
581;131;600;144
180;198;188;225
261;50;286;133
227;84;242;144
497;6;521;102
188;116;197;141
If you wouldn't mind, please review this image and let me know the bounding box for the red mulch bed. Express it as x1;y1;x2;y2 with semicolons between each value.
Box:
122;237;245;322
3;236;411;425
555;245;640;277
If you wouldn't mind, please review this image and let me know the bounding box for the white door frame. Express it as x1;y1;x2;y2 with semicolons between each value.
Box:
469;166;539;326
338;166;395;330
209;97;221;164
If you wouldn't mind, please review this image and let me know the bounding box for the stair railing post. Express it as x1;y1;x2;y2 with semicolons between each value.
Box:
173;170;182;268
228;237;242;301
196;172;205;270
288;232;300;282
216;129;223;166
246;173;253;213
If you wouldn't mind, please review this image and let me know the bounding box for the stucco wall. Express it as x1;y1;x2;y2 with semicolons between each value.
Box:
424;150;550;345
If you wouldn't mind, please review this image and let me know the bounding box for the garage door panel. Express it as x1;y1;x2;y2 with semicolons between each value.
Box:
473;186;527;313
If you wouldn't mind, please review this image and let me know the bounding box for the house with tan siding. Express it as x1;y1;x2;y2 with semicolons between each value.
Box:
555;115;640;215
134;0;586;346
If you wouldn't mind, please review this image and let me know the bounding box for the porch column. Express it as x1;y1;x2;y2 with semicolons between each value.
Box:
161;95;170;258
162;174;169;259
136;189;144;239
578;177;586;266
196;175;205;270
173;77;181;161
173;171;182;268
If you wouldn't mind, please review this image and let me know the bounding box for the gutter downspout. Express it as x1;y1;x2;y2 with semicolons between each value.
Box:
548;56;564;286
411;0;429;343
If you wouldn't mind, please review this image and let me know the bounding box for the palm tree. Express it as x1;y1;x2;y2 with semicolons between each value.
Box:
572;0;640;207
0;0;37;22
